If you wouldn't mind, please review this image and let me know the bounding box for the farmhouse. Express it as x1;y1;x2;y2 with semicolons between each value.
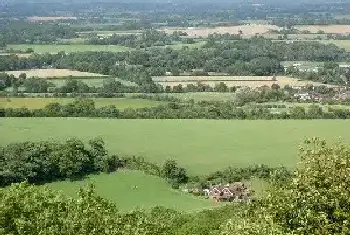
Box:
203;182;252;203
293;93;312;101
335;91;350;100
339;64;350;69
286;63;321;73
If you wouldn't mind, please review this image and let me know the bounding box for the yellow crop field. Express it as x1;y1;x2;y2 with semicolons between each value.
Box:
4;69;106;78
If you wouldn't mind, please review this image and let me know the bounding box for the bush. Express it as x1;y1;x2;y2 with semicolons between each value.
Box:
265;138;350;234
162;159;189;184
222;214;286;235
0;183;171;235
0;138;111;186
171;181;180;189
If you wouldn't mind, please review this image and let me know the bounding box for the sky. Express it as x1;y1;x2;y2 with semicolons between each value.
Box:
10;0;349;2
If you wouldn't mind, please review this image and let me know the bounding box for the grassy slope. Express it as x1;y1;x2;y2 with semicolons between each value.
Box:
2;119;350;174
44;170;213;211
7;44;133;53
0;98;163;110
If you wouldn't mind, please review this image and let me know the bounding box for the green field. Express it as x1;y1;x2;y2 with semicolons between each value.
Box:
2;119;350;175
0;98;163;110
44;170;212;211
7;44;133;53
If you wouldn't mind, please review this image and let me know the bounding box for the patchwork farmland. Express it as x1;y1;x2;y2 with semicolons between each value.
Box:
153;75;335;88
162;24;281;37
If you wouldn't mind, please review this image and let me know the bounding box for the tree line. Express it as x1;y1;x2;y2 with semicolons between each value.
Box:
3;98;350;120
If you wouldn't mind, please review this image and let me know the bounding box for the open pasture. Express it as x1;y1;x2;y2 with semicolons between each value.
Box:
5;69;106;78
44;170;212;211
153;75;334;88
0;98;163;110
294;25;350;34
7;44;133;53
2;119;350;175
162;24;281;37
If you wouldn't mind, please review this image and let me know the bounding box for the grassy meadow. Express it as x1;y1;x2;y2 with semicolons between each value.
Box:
2;118;350;175
44;170;213;211
7;44;133;53
0;98;164;110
